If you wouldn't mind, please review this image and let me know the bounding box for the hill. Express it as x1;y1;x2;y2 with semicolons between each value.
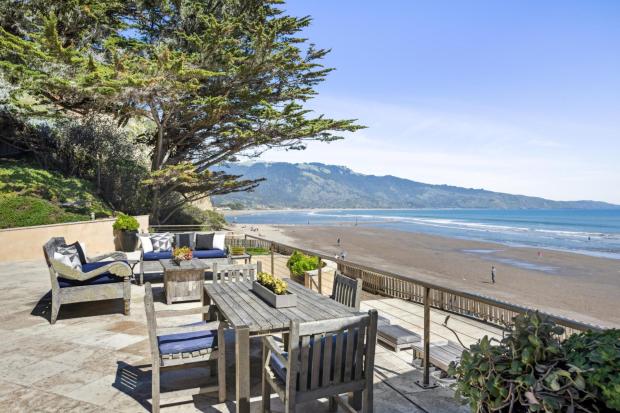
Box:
0;160;113;229
212;162;618;210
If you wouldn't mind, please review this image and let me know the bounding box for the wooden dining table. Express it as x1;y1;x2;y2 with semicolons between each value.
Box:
203;279;359;413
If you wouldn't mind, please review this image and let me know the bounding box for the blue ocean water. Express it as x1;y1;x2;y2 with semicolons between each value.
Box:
227;209;620;260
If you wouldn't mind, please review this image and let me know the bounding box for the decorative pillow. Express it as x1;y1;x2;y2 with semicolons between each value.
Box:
139;235;153;253
150;233;172;252
195;233;226;250
175;232;194;249
78;241;88;263
212;233;226;250
62;241;87;264
195;233;214;250
54;246;82;271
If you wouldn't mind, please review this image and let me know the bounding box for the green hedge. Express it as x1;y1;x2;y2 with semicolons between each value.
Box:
0;195;89;229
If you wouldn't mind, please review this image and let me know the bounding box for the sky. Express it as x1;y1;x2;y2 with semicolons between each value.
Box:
257;0;620;204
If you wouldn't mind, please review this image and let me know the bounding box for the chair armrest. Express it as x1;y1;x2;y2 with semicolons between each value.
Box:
263;336;287;366
155;305;212;317
88;251;127;262
157;321;221;336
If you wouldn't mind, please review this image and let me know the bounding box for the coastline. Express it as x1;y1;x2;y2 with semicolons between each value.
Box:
230;222;620;327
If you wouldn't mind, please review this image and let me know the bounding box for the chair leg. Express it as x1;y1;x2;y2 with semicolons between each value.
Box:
350;390;363;410
152;363;160;413
50;292;60;324
124;299;131;315
362;387;373;413
261;343;271;412
218;354;226;403
284;399;296;413
140;263;144;285
328;396;338;412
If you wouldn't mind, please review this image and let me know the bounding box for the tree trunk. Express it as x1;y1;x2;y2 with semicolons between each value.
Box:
150;125;165;223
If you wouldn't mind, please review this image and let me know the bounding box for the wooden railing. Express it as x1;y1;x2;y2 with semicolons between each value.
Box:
146;228;603;335
233;234;603;337
138;226;605;387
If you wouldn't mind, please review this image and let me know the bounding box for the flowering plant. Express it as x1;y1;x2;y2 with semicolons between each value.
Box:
257;272;288;295
172;246;192;263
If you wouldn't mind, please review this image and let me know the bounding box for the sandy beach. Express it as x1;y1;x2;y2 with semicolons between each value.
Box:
231;222;620;327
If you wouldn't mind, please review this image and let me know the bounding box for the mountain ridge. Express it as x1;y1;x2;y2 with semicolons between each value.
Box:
212;162;618;209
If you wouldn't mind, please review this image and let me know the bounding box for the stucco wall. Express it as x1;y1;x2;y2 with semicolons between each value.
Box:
0;215;149;262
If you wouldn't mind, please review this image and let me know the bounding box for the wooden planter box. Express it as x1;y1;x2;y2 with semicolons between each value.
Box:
252;281;297;308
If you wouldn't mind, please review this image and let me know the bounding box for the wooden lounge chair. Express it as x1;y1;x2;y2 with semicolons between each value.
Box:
43;237;132;324
330;271;363;311
412;340;464;372
144;283;226;412
261;310;378;413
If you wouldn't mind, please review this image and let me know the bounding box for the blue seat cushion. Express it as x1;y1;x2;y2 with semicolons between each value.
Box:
158;328;218;355
143;251;173;260
81;261;128;272
58;273;124;288
192;249;227;259
270;332;359;387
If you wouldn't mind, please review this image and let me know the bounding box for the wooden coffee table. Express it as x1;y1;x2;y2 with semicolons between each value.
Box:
159;259;207;304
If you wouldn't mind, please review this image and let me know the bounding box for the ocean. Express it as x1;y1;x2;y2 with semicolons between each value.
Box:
227;209;620;260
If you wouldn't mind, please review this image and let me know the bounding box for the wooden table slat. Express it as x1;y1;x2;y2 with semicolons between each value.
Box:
204;279;358;413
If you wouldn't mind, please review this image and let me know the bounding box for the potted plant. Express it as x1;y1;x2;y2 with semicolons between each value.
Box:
172;246;193;267
286;250;325;282
230;246;246;256
112;213;140;252
252;272;296;308
450;312;597;412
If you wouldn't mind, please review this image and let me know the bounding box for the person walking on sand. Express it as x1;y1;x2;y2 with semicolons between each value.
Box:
337;237;341;246
491;266;496;284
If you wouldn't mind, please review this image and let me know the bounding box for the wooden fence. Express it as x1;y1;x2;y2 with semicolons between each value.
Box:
235;234;602;337
148;228;603;336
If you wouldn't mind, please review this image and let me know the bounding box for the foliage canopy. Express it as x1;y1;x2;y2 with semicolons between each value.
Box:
0;0;363;222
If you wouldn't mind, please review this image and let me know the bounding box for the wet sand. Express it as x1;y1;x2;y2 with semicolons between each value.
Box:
231;223;620;327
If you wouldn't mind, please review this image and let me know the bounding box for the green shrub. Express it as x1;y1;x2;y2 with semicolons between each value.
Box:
286;250;322;277
450;312;596;412
0;160;113;218
564;329;620;411
246;247;269;256
113;213;139;231
0;195;89;229
166;204;227;230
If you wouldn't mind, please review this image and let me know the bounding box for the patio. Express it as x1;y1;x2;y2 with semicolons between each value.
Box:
0;256;503;412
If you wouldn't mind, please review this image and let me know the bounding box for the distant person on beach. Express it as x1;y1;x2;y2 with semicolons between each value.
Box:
491;266;496;284
337;237;341;246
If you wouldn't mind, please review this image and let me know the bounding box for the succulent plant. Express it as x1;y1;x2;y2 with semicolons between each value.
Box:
450;311;598;412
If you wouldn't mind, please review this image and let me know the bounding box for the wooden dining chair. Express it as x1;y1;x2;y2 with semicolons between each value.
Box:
144;283;226;412
212;262;262;283
331;271;363;311
261;310;378;413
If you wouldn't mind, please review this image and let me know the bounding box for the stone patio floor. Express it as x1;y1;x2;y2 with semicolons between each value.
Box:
0;258;502;412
